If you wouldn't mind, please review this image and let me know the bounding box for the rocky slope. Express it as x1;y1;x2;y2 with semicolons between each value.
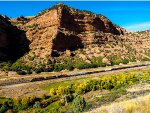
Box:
0;15;29;61
1;3;150;69
20;3;127;67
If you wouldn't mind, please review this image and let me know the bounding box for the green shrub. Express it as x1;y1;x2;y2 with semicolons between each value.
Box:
91;57;106;67
10;60;23;71
22;65;32;72
74;62;93;69
122;59;129;64
13;96;36;111
54;64;64;72
0;101;9;113
111;59;122;65
72;95;86;113
65;65;74;71
85;80;102;91
0;62;12;71
10;60;32;73
34;67;43;74
63;60;74;71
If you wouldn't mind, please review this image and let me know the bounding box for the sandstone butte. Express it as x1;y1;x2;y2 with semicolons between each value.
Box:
0;3;150;67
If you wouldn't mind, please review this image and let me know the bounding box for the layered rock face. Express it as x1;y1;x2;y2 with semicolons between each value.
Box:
0;15;29;61
22;4;126;64
1;3;150;68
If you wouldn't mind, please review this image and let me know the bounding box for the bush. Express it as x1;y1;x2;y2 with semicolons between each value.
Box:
10;60;32;73
56;87;65;96
10;60;23;71
63;60;74;71
13;96;36;111
50;88;56;96
48;72;147;100
111;59;122;65
72;95;86;113
122;59;129;64
74;62;93;69
65;65;74;71
34;67;43;74
0;62;12;71
0;101;9;113
21;96;36;108
54;64;64;72
75;83;87;94
91;57;106;67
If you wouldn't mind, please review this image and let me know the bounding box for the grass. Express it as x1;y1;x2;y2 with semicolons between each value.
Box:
42;81;71;91
86;79;150;113
95;88;127;105
2;69;150;113
94;93;150;113
41;77;91;91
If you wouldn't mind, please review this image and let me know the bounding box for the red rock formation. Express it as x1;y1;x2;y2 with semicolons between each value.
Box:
22;3;126;60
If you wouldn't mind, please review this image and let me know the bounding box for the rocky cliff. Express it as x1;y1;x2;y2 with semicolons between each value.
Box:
0;15;29;61
1;3;150;71
21;3;126;66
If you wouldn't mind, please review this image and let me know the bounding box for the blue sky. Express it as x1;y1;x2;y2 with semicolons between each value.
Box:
0;1;150;31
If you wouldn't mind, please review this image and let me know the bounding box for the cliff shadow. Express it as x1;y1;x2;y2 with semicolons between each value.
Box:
0;26;30;62
51;32;84;57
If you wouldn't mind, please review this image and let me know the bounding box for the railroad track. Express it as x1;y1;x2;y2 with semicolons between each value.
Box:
1;63;150;87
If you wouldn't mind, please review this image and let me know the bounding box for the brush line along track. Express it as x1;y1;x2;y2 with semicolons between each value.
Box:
0;63;150;86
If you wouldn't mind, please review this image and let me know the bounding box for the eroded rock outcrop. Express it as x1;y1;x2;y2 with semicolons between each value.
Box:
22;3;126;65
1;3;150;69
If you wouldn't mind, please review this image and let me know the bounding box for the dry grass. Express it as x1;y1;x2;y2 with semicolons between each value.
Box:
87;93;150;113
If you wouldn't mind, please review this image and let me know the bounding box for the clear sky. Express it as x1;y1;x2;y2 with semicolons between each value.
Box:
0;1;150;31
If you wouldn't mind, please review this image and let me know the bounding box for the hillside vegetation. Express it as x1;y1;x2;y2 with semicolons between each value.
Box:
1;3;150;113
1;70;150;112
